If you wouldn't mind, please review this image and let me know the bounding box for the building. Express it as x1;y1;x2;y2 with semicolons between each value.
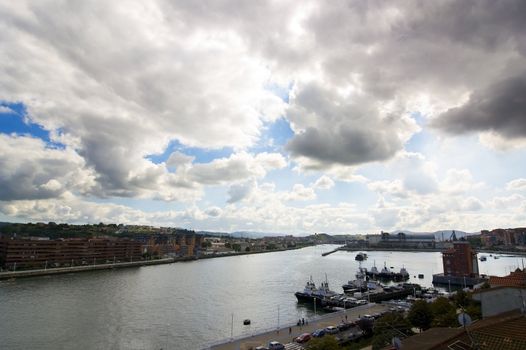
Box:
442;241;479;277
367;231;435;249
480;227;526;248
0;237;143;270
432;240;484;286
472;286;526;318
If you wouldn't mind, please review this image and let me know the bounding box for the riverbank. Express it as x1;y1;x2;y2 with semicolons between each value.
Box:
338;246;526;256
338;246;444;253
0;245;311;280
0;257;177;280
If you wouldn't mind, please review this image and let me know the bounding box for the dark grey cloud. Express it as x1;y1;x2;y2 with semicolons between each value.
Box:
227;182;254;204
287;126;401;167
285;82;418;168
432;75;526;138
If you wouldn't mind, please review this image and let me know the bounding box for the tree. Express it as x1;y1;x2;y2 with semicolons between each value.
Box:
454;290;469;308
430;297;457;327
408;300;433;331
232;243;241;252
306;335;339;350
372;312;412;350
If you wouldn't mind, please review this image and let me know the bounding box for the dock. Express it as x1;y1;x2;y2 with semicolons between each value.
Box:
321;246;343;256
206;303;389;350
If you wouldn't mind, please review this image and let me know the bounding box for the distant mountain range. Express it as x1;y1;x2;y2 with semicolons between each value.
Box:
196;229;479;240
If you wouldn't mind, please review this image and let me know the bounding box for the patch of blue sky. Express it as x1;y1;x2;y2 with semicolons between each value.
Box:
249;117;295;155
146;139;233;165
404;112;428;153
265;81;292;103
0;100;64;149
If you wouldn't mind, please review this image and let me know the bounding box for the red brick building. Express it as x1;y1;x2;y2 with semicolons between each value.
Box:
0;237;143;270
442;241;479;277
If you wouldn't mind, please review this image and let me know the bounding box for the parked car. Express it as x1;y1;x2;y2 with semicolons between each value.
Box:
325;325;339;334
337;321;352;331
254;347;268;350
312;329;326;338
294;332;312;343
268;341;285;350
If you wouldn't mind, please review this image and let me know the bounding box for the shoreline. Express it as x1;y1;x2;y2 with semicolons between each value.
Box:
0;246;310;280
337;246;526;256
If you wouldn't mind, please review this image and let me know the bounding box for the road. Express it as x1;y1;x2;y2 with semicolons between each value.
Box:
208;303;389;350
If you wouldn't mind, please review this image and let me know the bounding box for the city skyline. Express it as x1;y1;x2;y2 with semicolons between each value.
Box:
1;1;526;234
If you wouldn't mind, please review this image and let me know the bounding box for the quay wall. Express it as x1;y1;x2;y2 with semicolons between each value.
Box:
0;257;175;280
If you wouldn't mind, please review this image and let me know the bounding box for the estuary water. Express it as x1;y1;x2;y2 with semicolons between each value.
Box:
0;245;523;349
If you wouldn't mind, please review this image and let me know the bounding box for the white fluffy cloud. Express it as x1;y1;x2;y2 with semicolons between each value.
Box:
1;1;526;233
507;178;526;191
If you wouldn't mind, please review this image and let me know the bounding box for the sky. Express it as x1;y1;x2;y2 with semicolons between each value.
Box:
1;1;525;235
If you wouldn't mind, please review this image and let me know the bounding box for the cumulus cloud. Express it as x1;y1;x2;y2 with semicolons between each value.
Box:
187;152;286;186
506;178;526;191
312;175;335;190
0;105;15;114
286;83;419;168
433;75;526;140
227;182;255;204
1;1;526;233
0;135;94;200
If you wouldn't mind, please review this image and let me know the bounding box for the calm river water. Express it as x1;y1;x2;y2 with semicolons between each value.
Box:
0;245;523;349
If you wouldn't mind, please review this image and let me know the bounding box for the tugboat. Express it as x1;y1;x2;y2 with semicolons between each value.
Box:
355;252;368;261
366;262;410;281
399;266;409;278
295;275;338;304
342;267;367;292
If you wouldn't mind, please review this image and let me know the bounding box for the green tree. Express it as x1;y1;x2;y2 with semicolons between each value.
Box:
307;335;339;350
408;300;433;331
430;297;457;327
372;312;412;350
232;243;241;252
454;290;469;308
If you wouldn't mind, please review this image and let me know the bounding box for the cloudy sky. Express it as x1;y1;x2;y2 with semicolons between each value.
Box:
1;1;525;234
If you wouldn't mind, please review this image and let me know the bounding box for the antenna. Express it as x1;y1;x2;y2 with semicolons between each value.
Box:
392;337;402;350
458;312;472;327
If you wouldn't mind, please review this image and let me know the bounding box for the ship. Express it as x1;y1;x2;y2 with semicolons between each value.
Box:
355;252;367;261
365;262;410;281
295;275;338;304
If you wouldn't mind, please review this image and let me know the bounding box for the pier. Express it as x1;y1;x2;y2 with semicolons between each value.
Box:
206;303;389;350
321;246;342;256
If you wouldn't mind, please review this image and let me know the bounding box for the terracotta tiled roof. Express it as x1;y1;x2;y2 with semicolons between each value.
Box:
490;270;526;287
401;310;526;350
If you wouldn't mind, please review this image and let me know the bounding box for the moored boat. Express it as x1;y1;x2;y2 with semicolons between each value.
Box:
355;252;367;261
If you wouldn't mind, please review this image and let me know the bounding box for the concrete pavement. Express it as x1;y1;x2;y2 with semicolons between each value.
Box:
208;303;389;350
